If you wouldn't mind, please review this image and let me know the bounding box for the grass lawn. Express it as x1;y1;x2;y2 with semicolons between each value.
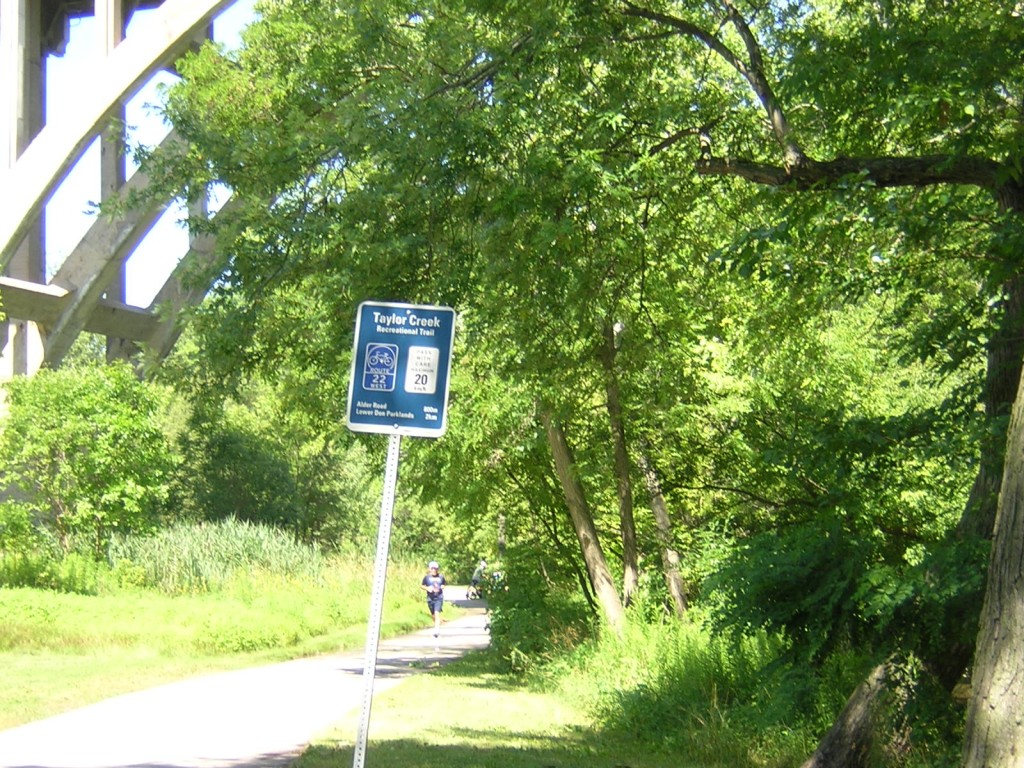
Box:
296;654;686;768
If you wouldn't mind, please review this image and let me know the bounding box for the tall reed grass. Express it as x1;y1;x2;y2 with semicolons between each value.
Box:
108;517;325;594
1;550;429;658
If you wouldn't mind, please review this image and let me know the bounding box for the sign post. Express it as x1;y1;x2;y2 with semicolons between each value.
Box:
346;301;455;768
350;430;401;768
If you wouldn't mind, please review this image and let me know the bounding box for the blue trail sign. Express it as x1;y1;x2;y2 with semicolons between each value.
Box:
345;301;456;437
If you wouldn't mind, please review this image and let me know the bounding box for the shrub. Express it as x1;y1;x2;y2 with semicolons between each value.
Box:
0;362;175;558
0;548;114;594
0;500;40;556
487;559;595;674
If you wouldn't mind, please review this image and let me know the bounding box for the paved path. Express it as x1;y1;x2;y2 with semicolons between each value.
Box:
0;589;489;768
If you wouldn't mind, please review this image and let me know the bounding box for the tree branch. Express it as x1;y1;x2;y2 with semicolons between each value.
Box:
721;0;806;169
621;0;808;169
696;153;1004;191
619;1;746;74
688;482;820;511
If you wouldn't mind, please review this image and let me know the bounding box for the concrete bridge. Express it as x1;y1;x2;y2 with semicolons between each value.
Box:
0;0;246;378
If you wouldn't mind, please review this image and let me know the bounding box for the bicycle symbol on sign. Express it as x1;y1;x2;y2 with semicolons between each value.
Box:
362;343;398;392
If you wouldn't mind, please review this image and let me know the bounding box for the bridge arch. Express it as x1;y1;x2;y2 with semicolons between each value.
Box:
0;0;246;378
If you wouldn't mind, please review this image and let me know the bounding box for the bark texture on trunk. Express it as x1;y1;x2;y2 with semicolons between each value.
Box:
958;273;1024;543
542;409;625;634
920;274;1024;691
960;187;1024;768
800;662;891;768
962;365;1024;768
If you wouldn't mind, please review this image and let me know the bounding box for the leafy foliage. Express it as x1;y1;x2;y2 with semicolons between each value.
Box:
103;0;1024;757
486;545;596;674
0;362;175;557
160;330;384;550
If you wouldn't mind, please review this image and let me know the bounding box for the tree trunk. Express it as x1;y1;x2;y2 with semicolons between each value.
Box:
957;272;1024;543
958;189;1024;768
637;448;688;618
924;273;1024;691
962;361;1024;767
800;662;891;768
542;408;626;634
797;197;1024;767
601;321;639;606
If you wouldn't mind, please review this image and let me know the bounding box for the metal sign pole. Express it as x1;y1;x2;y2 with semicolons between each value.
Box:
352;432;402;768
345;301;454;767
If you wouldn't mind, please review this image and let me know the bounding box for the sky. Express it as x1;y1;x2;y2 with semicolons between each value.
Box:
43;0;257;307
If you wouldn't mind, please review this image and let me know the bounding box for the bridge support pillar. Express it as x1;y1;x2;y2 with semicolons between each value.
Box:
1;0;46;377
1;0;243;380
97;0;132;363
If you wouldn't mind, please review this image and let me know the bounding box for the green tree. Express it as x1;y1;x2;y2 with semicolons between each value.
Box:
159;329;382;550
142;0;1017;760
599;4;1021;764
0;362;175;556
